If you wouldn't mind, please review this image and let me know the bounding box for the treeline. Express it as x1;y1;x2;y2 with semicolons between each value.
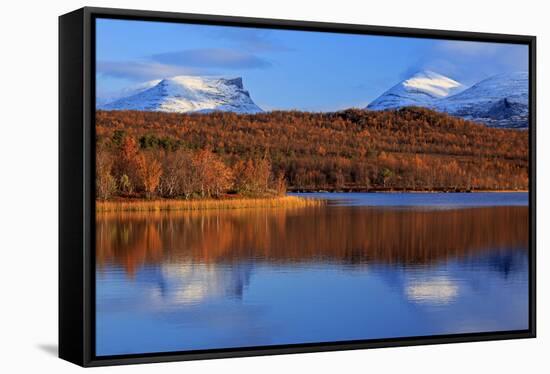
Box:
96;107;529;198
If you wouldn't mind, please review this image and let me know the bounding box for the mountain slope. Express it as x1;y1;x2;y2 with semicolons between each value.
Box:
434;72;528;129
367;71;464;110
96;108;528;192
99;76;263;114
97;79;162;107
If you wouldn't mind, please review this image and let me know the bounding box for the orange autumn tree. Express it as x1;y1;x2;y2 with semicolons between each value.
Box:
96;146;116;200
233;158;271;196
158;149;195;198
113;136;141;195
136;152;163;198
192;149;233;198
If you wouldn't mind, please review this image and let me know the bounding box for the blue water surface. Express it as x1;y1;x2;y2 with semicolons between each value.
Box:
290;192;529;207
96;192;529;356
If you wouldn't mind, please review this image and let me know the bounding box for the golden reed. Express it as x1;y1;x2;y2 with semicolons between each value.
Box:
96;195;324;212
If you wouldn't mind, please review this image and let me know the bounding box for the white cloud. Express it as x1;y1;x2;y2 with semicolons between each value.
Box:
97;61;205;81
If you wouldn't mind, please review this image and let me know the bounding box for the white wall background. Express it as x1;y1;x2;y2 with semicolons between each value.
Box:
0;0;546;372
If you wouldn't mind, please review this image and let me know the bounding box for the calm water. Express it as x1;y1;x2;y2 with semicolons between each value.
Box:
96;193;529;356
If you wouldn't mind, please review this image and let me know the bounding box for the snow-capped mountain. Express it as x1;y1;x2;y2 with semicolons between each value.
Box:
434;72;528;129
367;71;465;110
367;71;528;129
99;76;263;114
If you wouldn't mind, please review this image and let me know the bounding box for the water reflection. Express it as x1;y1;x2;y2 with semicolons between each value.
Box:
96;200;529;356
405;276;460;305
97;205;528;270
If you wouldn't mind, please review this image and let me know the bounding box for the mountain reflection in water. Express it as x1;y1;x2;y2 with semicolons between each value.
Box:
96;197;529;356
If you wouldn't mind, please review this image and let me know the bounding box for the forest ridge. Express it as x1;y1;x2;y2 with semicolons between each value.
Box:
95;107;528;200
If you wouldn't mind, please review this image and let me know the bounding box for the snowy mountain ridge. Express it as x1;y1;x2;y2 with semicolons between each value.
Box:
98;71;528;128
99;76;263;114
367;71;529;129
434;72;528;128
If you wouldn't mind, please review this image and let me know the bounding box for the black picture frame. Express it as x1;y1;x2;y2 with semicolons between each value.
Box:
59;6;537;367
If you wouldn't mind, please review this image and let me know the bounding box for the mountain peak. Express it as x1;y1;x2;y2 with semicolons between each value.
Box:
367;71;463;110
100;75;262;114
401;70;463;98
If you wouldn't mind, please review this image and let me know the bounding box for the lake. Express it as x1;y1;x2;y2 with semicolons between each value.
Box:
95;192;529;356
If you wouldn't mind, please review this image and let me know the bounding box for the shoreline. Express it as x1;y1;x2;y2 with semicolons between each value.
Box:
96;190;527;212
96;195;324;212
96;190;528;212
288;189;528;194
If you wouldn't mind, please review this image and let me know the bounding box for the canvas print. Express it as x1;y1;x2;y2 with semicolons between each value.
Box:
94;18;530;356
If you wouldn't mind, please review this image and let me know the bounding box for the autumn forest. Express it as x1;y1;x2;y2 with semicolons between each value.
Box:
95;107;528;201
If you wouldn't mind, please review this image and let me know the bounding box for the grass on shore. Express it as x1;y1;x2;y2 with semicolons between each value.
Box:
96;195;324;212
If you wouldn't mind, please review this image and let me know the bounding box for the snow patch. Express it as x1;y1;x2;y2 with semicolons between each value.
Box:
367;70;464;111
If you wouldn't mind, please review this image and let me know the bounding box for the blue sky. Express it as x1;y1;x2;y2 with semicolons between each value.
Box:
96;18;528;111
